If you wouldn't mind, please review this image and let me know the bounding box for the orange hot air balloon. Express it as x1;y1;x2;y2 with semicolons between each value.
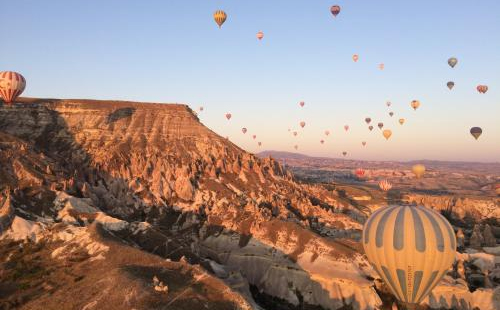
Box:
300;121;306;128
325;130;330;136
242;128;247;134
256;31;264;40
368;125;374;131
299;101;305;107
252;135;256;139
0;71;26;104
411;100;420;110
379;63;385;70
225;113;232;120
355;168;365;178
412;164;426;179
344;125;349;131
382;129;392;140
320;140;325;144
379;179;392;192
214;10;227;28
352;54;359;62
330;5;341;17
362;141;367;146
399;118;405;125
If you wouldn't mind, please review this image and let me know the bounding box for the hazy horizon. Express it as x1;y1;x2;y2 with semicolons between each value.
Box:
1;0;499;161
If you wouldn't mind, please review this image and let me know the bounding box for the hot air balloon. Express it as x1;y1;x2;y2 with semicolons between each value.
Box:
470;127;482;140
299;101;305;107
0;71;26;104
294;145;298;150
325;130;330;136
362;141;367;146
320;140;325;144
256;31;264;40
330;5;341;17
477;85;488;94
447;81;455;90
300;121;306;128
293;131;298;136
342;151;347;157
252;135;257;139
383;129;392;140
365;117;372;124
362;205;456;307
344;125;349;131
199;106;204;111
378;180;392;192
242;128;247;134
389;112;394;117
379;63;385;70
368;125;374;131
495;184;500;196
258;142;262;146
355;168;365;178
353;54;359;62
412;164;426;179
214;10;227;28
448;57;458;68
225;113;232;120
399;118;405;125
378;122;384;129
411;100;420;111
386;101;392;107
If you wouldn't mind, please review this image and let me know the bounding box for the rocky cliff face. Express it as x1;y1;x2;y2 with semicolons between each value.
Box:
0;98;498;310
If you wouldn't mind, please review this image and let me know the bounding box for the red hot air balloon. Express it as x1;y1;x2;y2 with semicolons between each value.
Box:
355;168;365;178
300;121;306;128
252;135;256;139
477;85;488;94
299;101;305;107
242;128;247;134
379;179;392;192
225;113;232;120
330;5;341;17
256;31;264;40
352;54;359;62
344;125;349;131
0;71;26;104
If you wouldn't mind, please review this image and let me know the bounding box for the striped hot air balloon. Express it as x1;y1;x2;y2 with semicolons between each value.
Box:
363;205;456;306
214;10;227;28
256;31;264;40
379;180;392;192
0;71;26;104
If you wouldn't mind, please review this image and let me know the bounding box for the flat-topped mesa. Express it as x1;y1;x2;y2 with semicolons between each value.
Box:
0;98;287;209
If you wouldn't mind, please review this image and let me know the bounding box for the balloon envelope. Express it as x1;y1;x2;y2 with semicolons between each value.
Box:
256;31;264;40
378;180;392;192
225;113;232;120
242;128;247;134
363;205;456;305
214;10;227;28
411;100;420;110
399;118;405;125
470;127;482;140
353;54;359;62
299;101;305;107
330;5;341;17
383;129;392;140
365;117;372;124
448;57;458;68
447;81;455;90
300;121;306;128
412;164;426;178
369;125;374;131
378;122;384;129
0;71;26;103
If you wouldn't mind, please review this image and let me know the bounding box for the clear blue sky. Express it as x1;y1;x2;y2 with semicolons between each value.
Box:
1;1;499;162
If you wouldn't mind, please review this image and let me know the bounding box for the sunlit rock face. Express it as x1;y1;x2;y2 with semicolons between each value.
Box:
1;98;498;310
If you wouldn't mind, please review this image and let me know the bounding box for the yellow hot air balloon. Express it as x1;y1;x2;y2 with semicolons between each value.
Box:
399;118;405;125
412;164;426;179
214;10;227;28
383;129;392;140
363;205;456;307
411;100;420;111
